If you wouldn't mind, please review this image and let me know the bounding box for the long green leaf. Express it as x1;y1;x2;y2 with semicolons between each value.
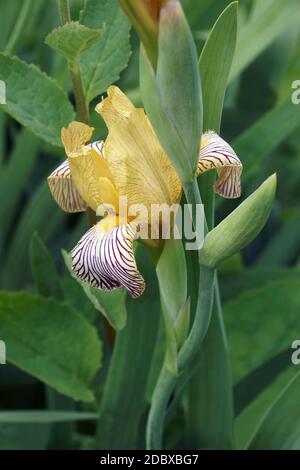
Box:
248;371;300;450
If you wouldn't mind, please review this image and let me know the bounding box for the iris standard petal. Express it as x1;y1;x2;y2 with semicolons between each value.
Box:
47;160;87;212
96;86;182;217
198;131;242;199
71;217;145;298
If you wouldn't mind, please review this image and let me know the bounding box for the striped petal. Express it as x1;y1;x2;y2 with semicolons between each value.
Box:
47;160;87;212
71;218;145;298
198;131;242;199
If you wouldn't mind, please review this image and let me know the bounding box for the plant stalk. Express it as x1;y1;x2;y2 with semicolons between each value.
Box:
146;179;215;449
56;0;96;227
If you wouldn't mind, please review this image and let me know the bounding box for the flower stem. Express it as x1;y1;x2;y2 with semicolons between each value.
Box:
146;179;215;450
56;0;71;24
56;0;96;227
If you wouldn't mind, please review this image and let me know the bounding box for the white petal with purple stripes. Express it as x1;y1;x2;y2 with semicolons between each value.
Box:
71;220;145;298
47;160;87;212
198;131;242;199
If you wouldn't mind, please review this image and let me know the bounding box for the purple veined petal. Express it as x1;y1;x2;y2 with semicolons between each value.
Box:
198;131;243;199
86;140;104;156
47;160;88;212
71;220;145;299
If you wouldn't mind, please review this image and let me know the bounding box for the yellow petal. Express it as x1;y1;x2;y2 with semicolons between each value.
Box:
198;130;243;199
47;160;87;212
96;86;182;219
61;121;117;212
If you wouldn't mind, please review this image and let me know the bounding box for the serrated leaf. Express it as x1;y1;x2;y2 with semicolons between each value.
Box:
45;21;102;64
80;0;131;103
0;292;101;402
0;54;74;146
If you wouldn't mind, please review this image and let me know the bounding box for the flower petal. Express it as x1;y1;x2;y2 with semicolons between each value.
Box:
198;131;242;199
71;218;145;298
47;160;87;212
96;86;182;217
61;122;117;212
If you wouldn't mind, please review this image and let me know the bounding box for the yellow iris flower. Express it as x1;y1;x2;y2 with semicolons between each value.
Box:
48;86;242;298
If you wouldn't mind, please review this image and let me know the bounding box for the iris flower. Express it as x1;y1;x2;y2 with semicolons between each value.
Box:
48;86;242;298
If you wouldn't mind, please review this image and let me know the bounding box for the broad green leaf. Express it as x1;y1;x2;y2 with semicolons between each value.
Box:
229;0;300;82
234;348;292;417
62;250;127;330
156;239;187;374
0;423;50;450
235;365;297;449
0;292;101;402
30;232;63;300
45;21;101;63
199;175;276;268
96;245;160;450
0;411;98;423
80;0;131;103
0;54;75;146
248;371;300;450
200;2;237;131
224;278;300;383
140;0;202;183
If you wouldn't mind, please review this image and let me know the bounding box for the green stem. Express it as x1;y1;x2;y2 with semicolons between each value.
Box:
69;59;90;125
4;0;33;55
146;179;215;450
56;0;95;226
56;0;71;24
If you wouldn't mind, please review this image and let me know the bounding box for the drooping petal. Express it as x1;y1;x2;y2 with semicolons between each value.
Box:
71;217;145;298
96;86;182;218
47;160;87;212
198;131;242;199
61;122;118;212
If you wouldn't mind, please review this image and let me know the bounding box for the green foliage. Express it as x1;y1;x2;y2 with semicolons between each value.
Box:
0;292;101;402
248;371;300;450
45;21;102;64
80;0;131;103
63;250;127;330
0;54;75;146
